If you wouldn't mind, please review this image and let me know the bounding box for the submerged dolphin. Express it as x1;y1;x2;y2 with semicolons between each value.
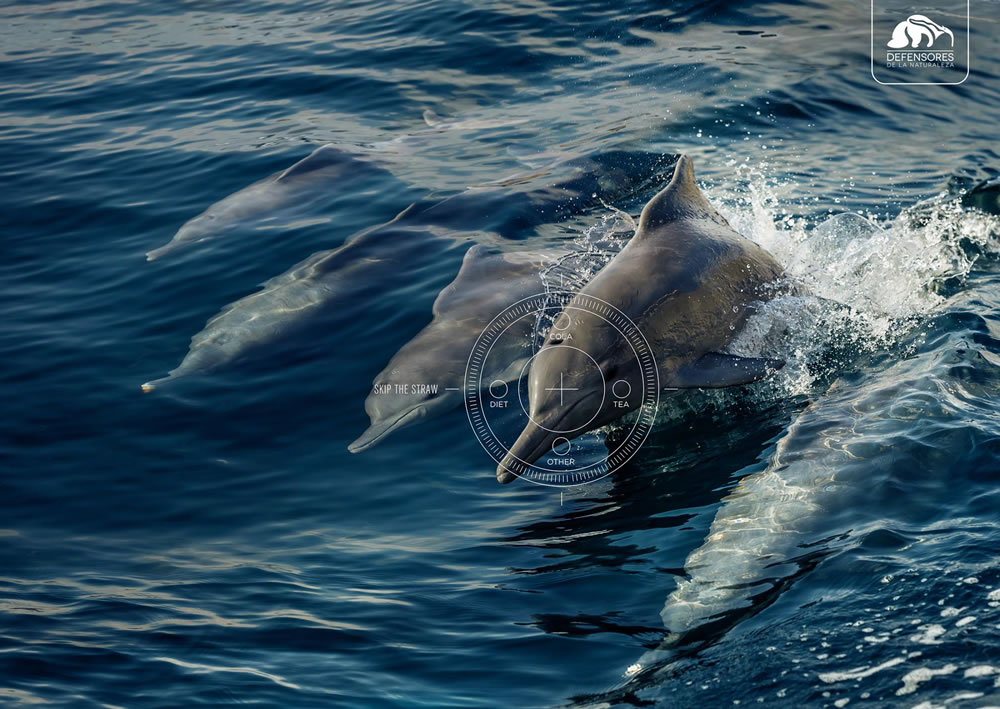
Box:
348;245;564;453
497;156;789;483
141;149;671;392
617;360;931;688
140;208;457;391
146;108;575;262
146;145;382;261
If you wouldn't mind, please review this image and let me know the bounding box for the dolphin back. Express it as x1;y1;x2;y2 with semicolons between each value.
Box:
275;144;353;182
350;244;562;453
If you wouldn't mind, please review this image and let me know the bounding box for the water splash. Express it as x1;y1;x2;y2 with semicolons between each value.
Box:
532;211;635;349
534;163;1000;396
614;162;1000;688
712;164;1000;395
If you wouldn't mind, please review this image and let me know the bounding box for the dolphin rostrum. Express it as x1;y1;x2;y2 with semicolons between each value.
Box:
497;156;789;483
146;145;383;261
348;245;565;453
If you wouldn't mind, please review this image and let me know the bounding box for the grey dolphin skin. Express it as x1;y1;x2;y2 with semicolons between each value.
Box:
497;156;788;483
140;207;457;392
348;245;563;453
146;145;377;261
141;148;668;392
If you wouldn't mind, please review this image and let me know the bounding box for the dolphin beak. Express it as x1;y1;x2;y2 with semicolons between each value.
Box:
146;245;170;262
140;375;173;393
497;420;558;483
348;406;424;453
495;392;598;484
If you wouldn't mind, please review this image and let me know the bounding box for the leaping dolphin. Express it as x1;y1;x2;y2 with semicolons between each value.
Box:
497;156;789;483
348;245;565;453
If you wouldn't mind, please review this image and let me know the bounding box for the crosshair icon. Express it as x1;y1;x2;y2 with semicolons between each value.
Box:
545;372;578;406
465;292;660;487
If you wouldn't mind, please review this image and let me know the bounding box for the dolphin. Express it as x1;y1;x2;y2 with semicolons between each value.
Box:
348;245;565;453
146;145;384;261
496;156;789;483
615;355;937;690
141;149;673;392
140;208;459;392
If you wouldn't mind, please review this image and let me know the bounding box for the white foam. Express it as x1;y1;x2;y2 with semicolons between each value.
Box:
818;656;906;684
896;664;958;696
910;624;947;645
622;172;1000;684
945;691;984;703
711;171;1000;396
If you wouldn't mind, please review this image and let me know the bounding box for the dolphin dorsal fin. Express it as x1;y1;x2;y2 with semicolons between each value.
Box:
637;155;724;231
276;145;341;181
432;245;495;316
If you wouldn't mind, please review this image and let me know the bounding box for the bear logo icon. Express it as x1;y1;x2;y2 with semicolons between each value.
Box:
887;15;954;49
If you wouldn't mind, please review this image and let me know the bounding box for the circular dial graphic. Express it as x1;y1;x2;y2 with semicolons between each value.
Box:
465;291;659;486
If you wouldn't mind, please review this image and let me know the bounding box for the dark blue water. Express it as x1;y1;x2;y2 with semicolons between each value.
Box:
3;1;1000;707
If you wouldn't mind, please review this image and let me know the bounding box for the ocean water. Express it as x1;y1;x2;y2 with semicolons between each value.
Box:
2;1;1000;707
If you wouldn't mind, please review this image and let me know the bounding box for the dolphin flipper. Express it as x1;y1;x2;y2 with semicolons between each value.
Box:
667;352;785;389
